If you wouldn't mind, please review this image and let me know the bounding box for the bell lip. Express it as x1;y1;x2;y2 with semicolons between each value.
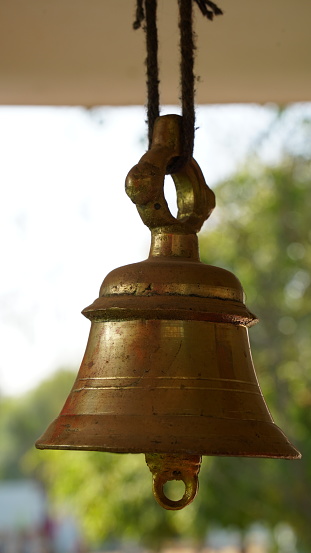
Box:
35;415;301;461
36;444;301;461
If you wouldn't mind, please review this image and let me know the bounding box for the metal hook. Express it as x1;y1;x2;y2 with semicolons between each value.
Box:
125;115;215;235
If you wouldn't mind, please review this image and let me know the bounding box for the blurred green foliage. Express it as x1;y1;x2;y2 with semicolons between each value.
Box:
1;120;311;551
197;154;311;549
0;369;75;479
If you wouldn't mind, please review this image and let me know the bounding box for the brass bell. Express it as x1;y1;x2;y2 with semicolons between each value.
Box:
36;115;301;510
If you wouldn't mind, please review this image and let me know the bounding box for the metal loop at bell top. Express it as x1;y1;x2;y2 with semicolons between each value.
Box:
125;114;215;235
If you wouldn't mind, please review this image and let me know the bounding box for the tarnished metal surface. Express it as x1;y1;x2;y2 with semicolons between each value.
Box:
36;115;301;510
125;115;215;236
36;319;300;459
146;453;201;510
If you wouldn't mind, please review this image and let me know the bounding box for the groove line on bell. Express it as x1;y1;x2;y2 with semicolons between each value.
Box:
77;376;258;385
53;413;272;420
72;386;262;394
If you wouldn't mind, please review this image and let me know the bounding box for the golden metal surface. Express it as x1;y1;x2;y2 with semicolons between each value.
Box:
36;114;301;510
36;319;300;459
125;114;215;237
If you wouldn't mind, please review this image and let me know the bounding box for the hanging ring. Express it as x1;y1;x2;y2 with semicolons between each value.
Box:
152;471;199;511
125;114;215;235
145;453;202;511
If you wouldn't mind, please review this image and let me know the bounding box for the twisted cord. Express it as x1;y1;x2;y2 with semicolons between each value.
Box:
134;0;159;148
134;0;223;168
145;0;160;148
170;0;195;172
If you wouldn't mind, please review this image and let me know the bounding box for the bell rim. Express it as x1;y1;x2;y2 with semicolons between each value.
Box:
36;414;301;460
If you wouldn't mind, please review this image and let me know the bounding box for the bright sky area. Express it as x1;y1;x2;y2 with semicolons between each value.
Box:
1;104;310;396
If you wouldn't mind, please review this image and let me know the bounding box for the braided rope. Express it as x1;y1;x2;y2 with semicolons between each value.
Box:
134;0;224;170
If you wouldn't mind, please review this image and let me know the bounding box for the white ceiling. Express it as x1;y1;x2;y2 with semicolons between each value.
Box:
0;0;310;106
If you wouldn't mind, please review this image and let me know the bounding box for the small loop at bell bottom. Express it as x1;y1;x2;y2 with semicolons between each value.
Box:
145;453;201;510
153;471;198;510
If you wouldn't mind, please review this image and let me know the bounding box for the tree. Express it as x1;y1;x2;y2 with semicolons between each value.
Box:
0;369;75;478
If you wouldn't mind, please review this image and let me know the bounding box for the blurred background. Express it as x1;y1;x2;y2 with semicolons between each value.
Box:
1;102;311;552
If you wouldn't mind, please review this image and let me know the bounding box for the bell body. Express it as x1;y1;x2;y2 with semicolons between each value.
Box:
36;245;300;460
36;115;300;511
36;116;300;462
